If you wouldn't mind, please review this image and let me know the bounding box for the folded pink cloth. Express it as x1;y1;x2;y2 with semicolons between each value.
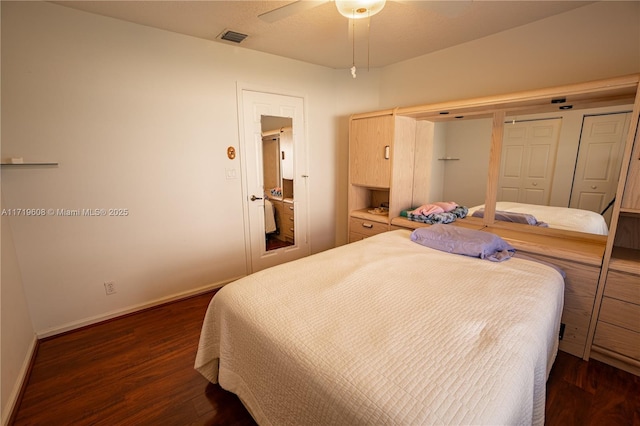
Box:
411;204;445;215
411;202;459;216
433;201;458;212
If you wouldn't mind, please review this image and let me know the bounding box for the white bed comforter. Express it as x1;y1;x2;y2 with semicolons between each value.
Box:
195;230;564;425
468;201;609;235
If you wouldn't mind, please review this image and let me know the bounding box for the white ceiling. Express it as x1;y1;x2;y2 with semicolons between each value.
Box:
52;1;595;69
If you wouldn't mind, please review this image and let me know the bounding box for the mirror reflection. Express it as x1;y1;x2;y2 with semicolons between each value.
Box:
438;118;492;208
462;105;632;236
413;117;492;211
261;115;294;251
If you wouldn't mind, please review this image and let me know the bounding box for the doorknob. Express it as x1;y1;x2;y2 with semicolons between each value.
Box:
250;195;263;201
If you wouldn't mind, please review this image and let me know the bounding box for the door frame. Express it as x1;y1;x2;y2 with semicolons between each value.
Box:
236;82;310;274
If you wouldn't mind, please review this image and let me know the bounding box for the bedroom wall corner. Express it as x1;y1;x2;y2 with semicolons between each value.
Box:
0;211;37;426
1;4;38;421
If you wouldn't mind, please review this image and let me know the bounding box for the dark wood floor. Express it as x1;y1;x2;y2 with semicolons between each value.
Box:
11;289;640;425
266;234;294;251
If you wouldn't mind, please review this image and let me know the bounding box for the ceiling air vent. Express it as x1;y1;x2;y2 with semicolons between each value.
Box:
218;30;248;44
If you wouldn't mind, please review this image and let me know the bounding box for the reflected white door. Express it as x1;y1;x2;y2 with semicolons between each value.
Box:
240;89;309;273
569;112;630;222
499;118;562;205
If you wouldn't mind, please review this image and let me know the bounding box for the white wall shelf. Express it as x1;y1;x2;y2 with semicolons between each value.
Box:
0;162;59;167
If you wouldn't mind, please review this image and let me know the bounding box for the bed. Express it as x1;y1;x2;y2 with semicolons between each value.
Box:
195;229;564;425
468;201;609;235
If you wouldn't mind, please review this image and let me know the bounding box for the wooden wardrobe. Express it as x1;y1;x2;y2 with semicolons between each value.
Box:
347;74;640;374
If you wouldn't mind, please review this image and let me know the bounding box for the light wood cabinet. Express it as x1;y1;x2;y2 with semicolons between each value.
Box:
592;268;640;370
477;231;604;359
271;199;295;244
349;216;389;242
348;113;417;241
281;200;295;243
525;253;602;359
588;112;640;375
347;75;640;373
349;115;393;188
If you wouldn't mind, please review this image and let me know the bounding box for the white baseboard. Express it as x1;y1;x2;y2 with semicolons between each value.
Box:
2;334;38;426
36;277;242;339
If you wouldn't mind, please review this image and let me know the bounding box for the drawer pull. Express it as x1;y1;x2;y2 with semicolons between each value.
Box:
289;227;294;232
289;217;294;221
362;223;374;229
384;145;390;160
289;206;294;210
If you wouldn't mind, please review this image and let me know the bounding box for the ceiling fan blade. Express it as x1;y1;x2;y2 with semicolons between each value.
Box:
258;0;330;23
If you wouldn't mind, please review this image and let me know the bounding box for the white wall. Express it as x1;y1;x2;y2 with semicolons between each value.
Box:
379;1;640;107
441;119;493;208
0;6;38;423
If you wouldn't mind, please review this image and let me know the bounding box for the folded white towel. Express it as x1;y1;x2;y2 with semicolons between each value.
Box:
264;199;277;234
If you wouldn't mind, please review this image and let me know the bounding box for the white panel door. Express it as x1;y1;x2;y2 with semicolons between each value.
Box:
240;90;309;273
499;118;562;205
570;112;630;221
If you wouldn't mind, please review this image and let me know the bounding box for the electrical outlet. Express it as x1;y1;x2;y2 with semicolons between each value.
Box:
104;281;116;295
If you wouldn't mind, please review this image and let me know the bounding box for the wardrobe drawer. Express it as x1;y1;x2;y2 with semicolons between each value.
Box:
516;252;600;359
604;270;640;305
281;216;294;241
349;217;388;238
283;202;294;218
593;321;640;361
599;297;640;333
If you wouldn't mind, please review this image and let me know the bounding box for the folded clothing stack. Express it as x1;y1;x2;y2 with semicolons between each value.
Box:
270;187;282;197
403;202;468;224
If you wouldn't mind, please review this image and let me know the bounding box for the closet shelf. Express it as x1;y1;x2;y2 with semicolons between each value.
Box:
609;246;640;274
619;208;640;215
0;162;59;167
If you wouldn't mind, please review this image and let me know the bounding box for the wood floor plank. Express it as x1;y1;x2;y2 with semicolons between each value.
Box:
10;290;640;425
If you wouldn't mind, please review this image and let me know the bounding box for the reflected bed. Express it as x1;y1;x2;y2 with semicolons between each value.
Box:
195;229;564;425
468;201;609;235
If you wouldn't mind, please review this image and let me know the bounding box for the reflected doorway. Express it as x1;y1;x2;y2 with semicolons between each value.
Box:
262;116;295;251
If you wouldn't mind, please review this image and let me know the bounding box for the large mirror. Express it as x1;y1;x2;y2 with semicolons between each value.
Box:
417;104;633;236
412;117;492;215
402;76;638;238
495;105;632;236
261;115;294;251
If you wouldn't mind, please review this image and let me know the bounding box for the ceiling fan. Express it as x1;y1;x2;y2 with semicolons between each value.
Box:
259;0;471;78
258;0;471;23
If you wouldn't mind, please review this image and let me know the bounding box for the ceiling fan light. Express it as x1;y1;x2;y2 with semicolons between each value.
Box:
335;0;386;19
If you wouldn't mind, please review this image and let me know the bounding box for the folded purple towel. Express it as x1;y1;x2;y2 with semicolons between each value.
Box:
410;224;515;262
472;209;548;227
